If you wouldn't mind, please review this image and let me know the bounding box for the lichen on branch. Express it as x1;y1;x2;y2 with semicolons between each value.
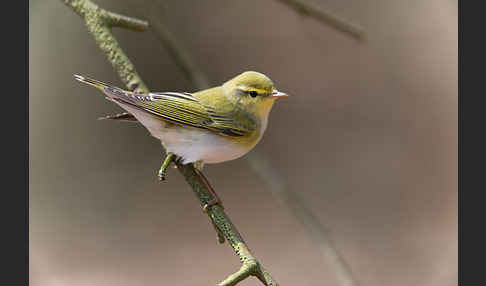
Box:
62;0;149;92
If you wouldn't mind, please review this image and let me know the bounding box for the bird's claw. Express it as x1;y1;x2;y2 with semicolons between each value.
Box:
157;170;167;181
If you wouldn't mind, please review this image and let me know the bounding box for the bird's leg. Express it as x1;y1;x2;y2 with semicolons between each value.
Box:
193;167;224;213
157;152;175;181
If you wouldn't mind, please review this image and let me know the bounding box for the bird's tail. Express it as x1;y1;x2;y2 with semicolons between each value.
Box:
74;75;141;122
74;74;134;102
74;74;113;91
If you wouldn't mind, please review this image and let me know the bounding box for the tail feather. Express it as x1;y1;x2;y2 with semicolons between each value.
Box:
74;75;142;123
74;74;135;102
74;74;113;90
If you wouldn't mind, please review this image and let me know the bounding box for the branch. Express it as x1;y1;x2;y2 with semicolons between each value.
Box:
150;15;211;89
275;0;365;40
246;152;359;286
62;1;278;285
62;0;149;92
148;9;359;286
176;165;277;286
104;11;149;31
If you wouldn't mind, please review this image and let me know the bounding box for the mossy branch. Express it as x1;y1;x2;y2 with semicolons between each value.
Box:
275;0;365;40
61;0;149;92
61;0;278;285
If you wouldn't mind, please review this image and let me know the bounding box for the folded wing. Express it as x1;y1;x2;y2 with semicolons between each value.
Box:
108;90;255;137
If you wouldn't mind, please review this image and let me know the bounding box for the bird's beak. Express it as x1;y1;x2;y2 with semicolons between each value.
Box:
271;90;289;98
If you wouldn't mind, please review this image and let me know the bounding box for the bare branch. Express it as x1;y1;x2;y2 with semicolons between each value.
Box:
176;162;279;286
219;264;252;286
246;152;359;286
149;15;211;89
104;11;149;31
218;243;275;286
275;0;365;40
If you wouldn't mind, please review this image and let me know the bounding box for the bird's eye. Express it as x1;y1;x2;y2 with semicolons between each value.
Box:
249;91;258;98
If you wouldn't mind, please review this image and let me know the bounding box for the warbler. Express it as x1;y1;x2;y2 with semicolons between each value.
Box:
74;71;288;183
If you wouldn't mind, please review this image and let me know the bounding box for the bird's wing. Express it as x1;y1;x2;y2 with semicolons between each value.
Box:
202;104;257;137
109;90;255;137
73;75;254;136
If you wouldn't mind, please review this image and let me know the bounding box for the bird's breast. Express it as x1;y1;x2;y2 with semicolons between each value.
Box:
161;125;262;164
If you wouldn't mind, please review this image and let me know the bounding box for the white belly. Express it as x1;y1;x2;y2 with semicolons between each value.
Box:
162;126;252;164
115;102;257;164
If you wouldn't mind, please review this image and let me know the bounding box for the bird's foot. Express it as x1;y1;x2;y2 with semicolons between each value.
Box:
157;170;167;181
157;152;176;181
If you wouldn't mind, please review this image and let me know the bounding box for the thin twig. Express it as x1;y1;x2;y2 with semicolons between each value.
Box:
246;152;359;286
105;11;149;31
275;0;365;40
150;17;210;89
62;1;278;285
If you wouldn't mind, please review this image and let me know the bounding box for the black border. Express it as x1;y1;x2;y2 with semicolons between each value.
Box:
5;0;28;284
460;1;486;285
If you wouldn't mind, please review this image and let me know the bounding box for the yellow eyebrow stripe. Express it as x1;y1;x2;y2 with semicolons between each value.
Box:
246;88;269;94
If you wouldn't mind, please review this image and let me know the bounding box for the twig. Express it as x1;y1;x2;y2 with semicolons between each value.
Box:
148;9;359;286
105;11;149;31
275;0;365;40
61;1;278;285
149;14;210;89
177;163;277;286
246;152;359;286
61;0;149;92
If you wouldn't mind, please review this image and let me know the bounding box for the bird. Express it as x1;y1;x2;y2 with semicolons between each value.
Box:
74;71;288;208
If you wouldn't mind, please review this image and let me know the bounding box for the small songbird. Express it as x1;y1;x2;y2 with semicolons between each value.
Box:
74;71;288;183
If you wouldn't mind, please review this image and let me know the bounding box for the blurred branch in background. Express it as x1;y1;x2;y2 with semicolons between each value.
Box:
61;1;278;285
148;5;211;91
275;0;365;40
149;13;210;89
147;3;359;286
104;10;149;31
246;152;359;286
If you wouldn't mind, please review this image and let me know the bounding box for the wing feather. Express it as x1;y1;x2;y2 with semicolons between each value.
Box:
109;91;255;137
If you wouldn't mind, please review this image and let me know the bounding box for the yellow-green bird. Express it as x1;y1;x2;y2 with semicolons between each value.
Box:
74;71;288;182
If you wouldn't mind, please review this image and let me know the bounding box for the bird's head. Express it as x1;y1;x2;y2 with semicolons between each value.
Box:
222;71;288;120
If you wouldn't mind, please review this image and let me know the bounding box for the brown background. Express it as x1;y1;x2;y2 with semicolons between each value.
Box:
29;0;457;285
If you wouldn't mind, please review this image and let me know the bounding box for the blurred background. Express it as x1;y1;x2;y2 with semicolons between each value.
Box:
29;0;457;285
